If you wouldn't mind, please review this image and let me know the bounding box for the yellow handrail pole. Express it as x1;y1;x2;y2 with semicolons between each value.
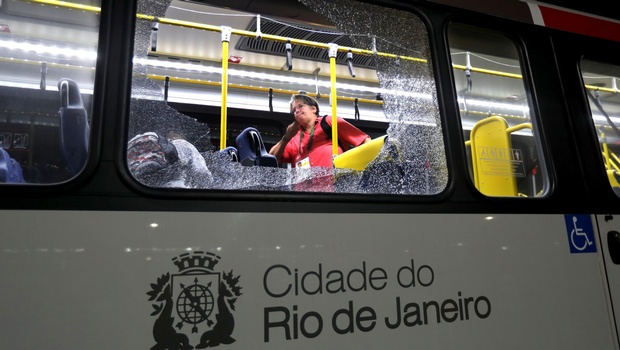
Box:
505;123;532;134
452;64;523;80
585;84;620;94
328;43;339;156
601;132;612;169
220;26;231;150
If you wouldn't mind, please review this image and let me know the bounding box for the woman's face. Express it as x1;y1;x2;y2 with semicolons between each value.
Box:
291;99;317;127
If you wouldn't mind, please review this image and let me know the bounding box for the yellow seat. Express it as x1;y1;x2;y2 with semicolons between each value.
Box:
468;116;523;196
333;135;387;171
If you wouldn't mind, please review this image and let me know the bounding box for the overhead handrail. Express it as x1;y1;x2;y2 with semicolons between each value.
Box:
146;74;384;106
452;64;523;80
585;84;620;94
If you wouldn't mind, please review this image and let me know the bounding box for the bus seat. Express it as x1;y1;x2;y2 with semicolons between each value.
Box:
220;146;239;162
0;148;26;183
467;116;522;196
235;127;277;167
333;135;387;171
58;78;89;176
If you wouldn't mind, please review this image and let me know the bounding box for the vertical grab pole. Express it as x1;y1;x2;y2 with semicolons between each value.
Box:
328;43;339;156
220;26;232;150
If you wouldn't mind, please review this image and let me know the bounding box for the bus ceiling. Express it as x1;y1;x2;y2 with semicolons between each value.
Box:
179;0;333;27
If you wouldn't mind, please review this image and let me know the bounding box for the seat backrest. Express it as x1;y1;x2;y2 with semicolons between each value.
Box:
468;116;517;196
0;148;25;183
58;78;90;176
235;127;277;167
220;146;239;162
0;147;8;182
333;135;387;171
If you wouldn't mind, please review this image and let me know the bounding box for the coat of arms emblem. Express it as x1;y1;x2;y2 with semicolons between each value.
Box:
147;251;242;349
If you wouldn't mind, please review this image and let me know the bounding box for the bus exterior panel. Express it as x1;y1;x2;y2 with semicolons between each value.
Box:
0;211;616;349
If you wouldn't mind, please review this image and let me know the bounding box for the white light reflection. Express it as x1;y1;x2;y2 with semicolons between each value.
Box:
6;247;85;253
0;38;97;61
458;97;529;114
136;57;434;99
0;80;94;94
592;114;620;125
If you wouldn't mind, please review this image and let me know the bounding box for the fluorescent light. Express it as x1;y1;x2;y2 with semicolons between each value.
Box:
0;37;97;61
139;57;434;99
458;97;529;114
592;114;620;125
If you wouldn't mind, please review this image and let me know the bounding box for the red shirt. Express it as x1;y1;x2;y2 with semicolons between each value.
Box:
281;116;369;168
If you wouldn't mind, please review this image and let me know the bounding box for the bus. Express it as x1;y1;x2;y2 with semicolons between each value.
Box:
1;0;620;348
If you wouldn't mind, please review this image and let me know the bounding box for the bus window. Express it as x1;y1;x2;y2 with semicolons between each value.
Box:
580;59;620;197
127;0;448;195
0;0;99;184
448;23;547;197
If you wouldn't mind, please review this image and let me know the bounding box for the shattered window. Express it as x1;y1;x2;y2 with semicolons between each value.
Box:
448;23;547;197
581;59;620;197
0;0;99;184
127;0;447;195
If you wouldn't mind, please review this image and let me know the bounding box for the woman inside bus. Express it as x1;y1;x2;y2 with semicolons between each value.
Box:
269;94;370;168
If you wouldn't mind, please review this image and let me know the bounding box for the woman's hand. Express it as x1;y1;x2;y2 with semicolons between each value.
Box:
284;120;300;140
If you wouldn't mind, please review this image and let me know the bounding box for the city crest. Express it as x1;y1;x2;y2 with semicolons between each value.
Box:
147;251;242;349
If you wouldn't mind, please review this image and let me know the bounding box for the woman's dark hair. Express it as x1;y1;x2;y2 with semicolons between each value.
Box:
290;94;319;116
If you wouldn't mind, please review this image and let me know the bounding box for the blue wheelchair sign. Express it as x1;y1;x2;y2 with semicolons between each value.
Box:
564;214;597;253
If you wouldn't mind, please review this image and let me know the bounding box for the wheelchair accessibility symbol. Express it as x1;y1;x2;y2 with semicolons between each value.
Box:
564;214;597;253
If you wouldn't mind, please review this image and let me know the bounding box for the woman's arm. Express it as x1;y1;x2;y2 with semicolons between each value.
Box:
269;120;299;160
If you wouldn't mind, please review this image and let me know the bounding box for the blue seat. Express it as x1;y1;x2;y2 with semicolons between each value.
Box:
220;146;239;162
58;78;89;176
0;147;25;183
235;127;277;167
